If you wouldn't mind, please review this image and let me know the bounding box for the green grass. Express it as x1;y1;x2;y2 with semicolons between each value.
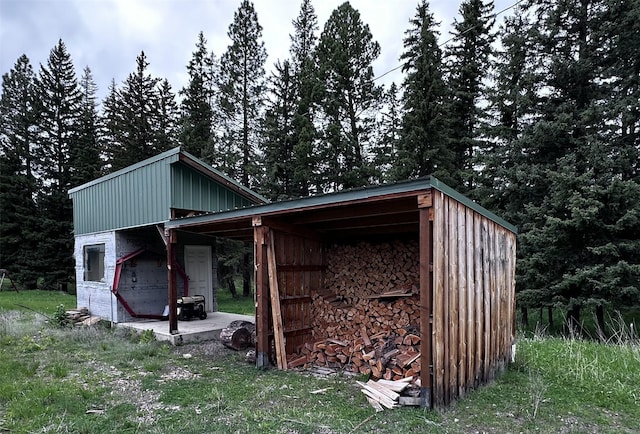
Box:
0;289;75;317
1;292;639;433
216;288;255;315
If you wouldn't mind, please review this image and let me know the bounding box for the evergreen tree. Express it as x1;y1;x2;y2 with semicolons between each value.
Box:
107;51;161;171
0;55;40;287
289;0;320;196
71;66;102;186
392;0;453;183
315;2;381;191
444;0;495;192
155;79;179;150
34;39;82;289
218;0;267;188
101;78;123;171
180;32;217;159
262;60;297;200
372;82;402;183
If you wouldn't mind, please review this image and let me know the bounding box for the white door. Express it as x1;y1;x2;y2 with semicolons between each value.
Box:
184;245;213;312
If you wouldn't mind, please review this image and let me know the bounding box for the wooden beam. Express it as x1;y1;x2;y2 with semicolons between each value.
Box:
419;205;433;408
418;191;432;208
266;229;287;370
260;217;321;241
253;224;269;368
167;229;178;335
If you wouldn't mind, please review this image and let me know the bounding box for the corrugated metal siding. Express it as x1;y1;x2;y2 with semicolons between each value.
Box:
171;163;254;212
70;157;173;234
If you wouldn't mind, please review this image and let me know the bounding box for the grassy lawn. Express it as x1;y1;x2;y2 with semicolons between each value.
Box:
0;289;75;317
1;292;638;433
216;288;255;316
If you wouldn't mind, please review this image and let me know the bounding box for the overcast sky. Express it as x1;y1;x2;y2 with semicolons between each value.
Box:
0;0;515;103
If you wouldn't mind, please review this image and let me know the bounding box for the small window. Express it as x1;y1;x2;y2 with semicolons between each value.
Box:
84;244;105;282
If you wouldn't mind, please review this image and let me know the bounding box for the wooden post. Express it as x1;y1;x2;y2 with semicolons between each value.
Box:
266;229;287;370
253;217;270;368
418;191;433;408
166;229;178;334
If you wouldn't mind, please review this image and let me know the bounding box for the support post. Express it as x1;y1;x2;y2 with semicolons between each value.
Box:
167;229;178;335
253;217;270;368
419;191;433;408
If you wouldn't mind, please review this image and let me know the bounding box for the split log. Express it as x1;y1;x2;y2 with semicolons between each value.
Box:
220;320;256;350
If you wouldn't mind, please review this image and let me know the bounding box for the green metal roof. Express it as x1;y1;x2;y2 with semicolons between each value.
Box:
69;147;267;235
165;176;518;234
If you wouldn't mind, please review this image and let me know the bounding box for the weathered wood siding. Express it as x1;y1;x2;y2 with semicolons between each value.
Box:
431;189;516;407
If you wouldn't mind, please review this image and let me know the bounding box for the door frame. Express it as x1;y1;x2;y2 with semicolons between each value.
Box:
184;245;213;312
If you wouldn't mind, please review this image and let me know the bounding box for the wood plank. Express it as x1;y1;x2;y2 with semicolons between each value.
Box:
267;229;287;370
448;197;458;404
474;213;483;385
466;207;475;389
366;380;401;401
457;203;467;397
254;224;270;368
482;218;491;381
419;205;433;408
433;191;445;407
417;191;432;208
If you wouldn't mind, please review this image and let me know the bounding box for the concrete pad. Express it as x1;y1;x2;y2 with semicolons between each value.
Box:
117;312;255;345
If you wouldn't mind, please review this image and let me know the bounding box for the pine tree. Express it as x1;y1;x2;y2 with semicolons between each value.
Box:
101;78;123;171
218;0;267;188
155;79;179;150
0;55;40;288
107;51;161;171
289;0;320;196
180;32;217;159
71;66;102;187
34;39;82;289
372;82;402;183
315;2;381;191
262;60;297;200
444;0;495;192
392;0;453;183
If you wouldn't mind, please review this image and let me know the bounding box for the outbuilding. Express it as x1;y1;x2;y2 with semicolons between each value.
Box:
68;147;266;324
164;177;517;408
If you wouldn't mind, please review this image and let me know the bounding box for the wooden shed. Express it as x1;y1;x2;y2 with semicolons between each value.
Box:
165;177;517;408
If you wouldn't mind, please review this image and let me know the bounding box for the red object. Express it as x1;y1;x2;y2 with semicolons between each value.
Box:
112;248;188;319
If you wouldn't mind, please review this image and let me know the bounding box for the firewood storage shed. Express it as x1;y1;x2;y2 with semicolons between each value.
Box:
164;177;517;408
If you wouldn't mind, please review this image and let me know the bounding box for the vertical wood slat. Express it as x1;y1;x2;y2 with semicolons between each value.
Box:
253;223;270;368
448;197;458;402
443;195;451;405
266;229;287;370
465;207;475;389
473;213;483;386
433;190;445;408
489;222;497;380
419;205;433;407
457;203;467;397
481;219;491;381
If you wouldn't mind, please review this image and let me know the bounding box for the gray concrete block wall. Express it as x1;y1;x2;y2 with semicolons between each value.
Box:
74;231;117;321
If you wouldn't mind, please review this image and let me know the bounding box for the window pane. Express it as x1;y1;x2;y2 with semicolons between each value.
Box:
84;244;105;282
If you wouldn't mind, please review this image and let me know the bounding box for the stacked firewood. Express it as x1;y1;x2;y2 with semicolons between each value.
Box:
323;240;419;300
290;324;421;380
288;240;422;380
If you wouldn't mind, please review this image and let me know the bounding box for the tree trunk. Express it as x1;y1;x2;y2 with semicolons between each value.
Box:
226;276;238;298
520;306;529;328
242;250;251;297
220;320;256;350
548;306;554;328
595;304;606;338
566;304;581;335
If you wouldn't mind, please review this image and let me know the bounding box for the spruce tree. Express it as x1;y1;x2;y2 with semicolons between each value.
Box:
444;0;495;192
372;82;402;183
289;0;320;196
107;51;161;171
0;55;40;288
315;2;381;191
218;0;267;188
71;66;102;186
155;79;179;150
34;39;82;289
262;60;297;200
392;0;453;184
101;78;123;171
180;32;217;159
